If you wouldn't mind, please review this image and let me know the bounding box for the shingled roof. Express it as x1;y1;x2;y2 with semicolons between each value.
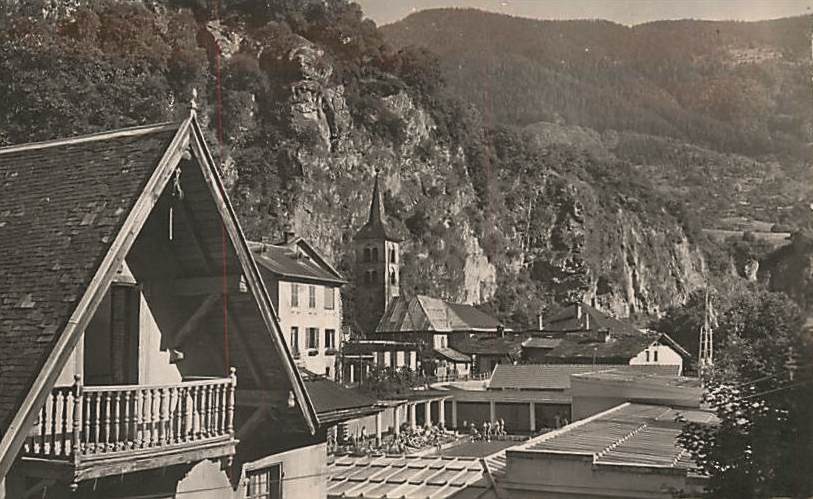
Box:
354;172;401;242
375;295;502;334
0;114;318;478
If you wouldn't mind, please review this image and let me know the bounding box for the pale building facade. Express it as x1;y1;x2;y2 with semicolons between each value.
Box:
251;237;346;380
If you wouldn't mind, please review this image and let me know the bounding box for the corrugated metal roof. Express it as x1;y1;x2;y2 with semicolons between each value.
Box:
516;403;716;471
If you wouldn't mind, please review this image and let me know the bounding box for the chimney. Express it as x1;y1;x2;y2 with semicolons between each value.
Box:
282;223;296;244
537;314;544;331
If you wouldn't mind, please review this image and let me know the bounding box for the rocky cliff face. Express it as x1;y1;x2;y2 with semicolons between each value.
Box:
215;24;705;328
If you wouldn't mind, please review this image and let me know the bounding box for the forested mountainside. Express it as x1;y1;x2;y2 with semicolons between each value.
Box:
382;9;813;227
1;0;714;329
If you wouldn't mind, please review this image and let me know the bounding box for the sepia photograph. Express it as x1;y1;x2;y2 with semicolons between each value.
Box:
0;0;812;497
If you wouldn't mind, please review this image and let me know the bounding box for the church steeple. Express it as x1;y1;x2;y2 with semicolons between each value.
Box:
353;170;401;334
355;169;401;242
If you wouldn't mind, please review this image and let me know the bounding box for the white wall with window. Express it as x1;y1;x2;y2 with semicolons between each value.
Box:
629;340;683;374
276;280;343;380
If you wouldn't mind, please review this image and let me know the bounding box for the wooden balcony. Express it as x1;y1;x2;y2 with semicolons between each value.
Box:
20;371;237;486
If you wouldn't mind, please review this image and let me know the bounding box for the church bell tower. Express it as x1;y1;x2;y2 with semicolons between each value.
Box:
353;170;401;335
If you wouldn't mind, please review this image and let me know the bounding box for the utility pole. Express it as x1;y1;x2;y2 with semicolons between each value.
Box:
699;285;714;373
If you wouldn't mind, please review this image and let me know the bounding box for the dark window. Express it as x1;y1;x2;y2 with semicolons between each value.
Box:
372;270;378;283
645;350;650;362
653;349;659;362
246;464;282;499
307;328;319;349
363;248;371;263
390;269;397;285
372;247;379;263
390;248;396;262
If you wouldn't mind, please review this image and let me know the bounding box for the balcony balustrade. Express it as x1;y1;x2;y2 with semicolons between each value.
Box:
21;370;237;484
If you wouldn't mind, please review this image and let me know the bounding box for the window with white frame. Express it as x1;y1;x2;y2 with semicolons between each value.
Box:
324;287;335;310
246;463;282;499
290;327;299;356
307;327;319;349
291;283;299;308
325;329;336;350
308;285;316;308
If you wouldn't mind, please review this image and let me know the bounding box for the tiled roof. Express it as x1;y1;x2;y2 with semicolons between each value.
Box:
489;364;610;391
354;173;401;242
433;347;471;363
517;402;716;470
327;455;492;499
453;334;526;356
0;123;179;434
250;241;345;284
544;330;658;362
375;295;501;334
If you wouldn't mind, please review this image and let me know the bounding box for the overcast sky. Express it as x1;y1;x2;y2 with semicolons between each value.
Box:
356;0;812;26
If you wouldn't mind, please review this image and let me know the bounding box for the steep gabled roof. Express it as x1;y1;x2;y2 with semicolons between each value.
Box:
354;172;401;242
545;303;641;336
250;240;346;285
0;114;318;478
375;295;502;334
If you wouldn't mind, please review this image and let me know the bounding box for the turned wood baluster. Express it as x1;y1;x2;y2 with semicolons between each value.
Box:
227;368;237;437
50;391;58;456
93;392;101;453
103;392;112;451
135;389;144;448
204;384;212;437
113;391;122;450
143;389;152;448
192;385;201;440
160;387;169;445
173;387;182;443
216;383;224;435
61;389;70;457
83;393;91;455
124;391;132;449
151;389;159;446
71;375;82;457
38;404;47;456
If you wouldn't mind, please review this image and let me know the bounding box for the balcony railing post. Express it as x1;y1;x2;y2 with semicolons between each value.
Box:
71;375;82;461
227;368;237;437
